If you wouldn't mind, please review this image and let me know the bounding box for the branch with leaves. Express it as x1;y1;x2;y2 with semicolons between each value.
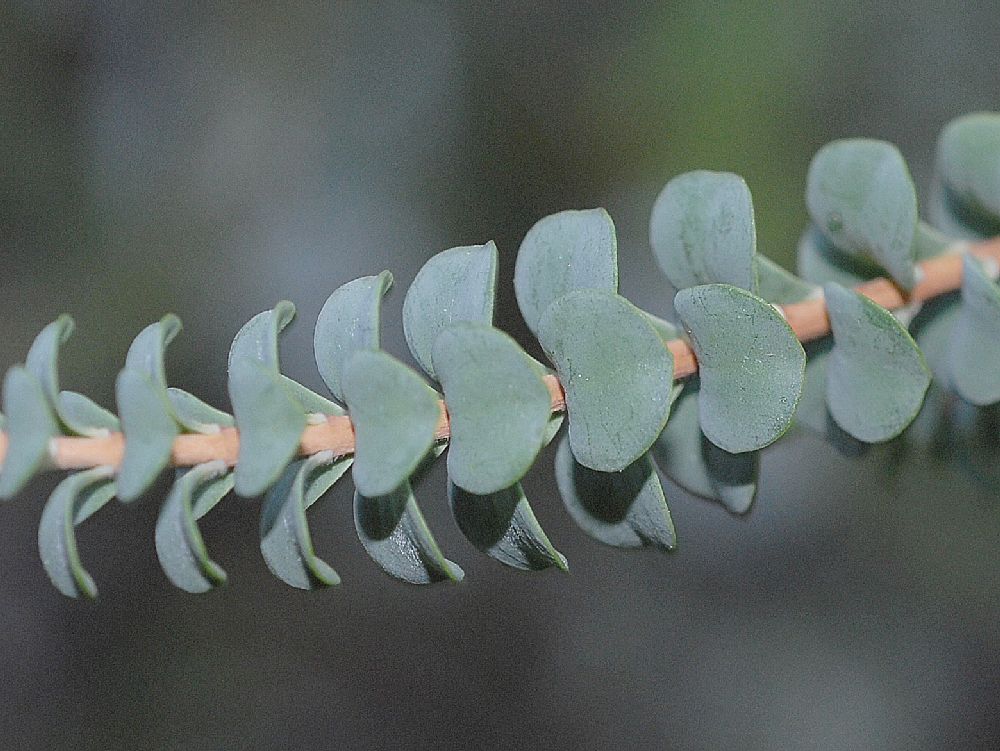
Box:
3;113;1000;599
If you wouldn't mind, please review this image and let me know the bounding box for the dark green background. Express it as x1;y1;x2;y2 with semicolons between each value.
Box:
2;2;999;749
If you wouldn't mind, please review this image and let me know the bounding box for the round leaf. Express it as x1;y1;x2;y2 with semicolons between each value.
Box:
228;359;306;497
167;387;234;433
0;367;60;499
514;208;618;335
938;112;1000;223
261;453;349;590
651;381;758;514
403;243;497;379
673;284;805;453
341;350;440;497
432;323;551;494
155;462;233;594
823;282;931;442
806;139;918;288
649;170;756;292
537;289;674;472
449;481;567;572
554;436;675;551
38;467;116;599
354;481;464;584
314;271;393;402
950;256;1000;405
115;368;181;502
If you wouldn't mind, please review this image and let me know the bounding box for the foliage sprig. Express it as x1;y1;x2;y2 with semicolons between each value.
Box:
3;113;1000;598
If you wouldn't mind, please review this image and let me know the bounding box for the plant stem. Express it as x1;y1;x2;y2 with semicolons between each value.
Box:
3;235;999;473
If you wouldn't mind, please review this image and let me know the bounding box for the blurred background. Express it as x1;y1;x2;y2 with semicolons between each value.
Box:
2;1;1000;749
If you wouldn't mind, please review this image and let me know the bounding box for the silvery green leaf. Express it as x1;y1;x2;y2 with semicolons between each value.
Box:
674;284;805;453
806;139;918;288
791;341;869;457
651;381;758;514
38;467;116;599
543;412;564;447
432;323;551;494
449;481;567;572
909;293;961;383
279;375;345;416
642;312;681;343
355;481;464;584
950;256;1000;405
167;387;234;433
228;359;306;497
341;350;440;497
823;282;931;442
24;316;120;436
228;301;296;372
928;176;998;241
0;367;60;499
796;223;883;288
514;208;618;336
56;391;120;436
314;271;393;402
938;112;1000;223
554;436;675;551
115;368;180;502
403;243;497;380
125;315;182;390
912;221;953;260
754;256;818;304
537;289;674;472
261;452;350;590
155;462;233;594
649;170;757;292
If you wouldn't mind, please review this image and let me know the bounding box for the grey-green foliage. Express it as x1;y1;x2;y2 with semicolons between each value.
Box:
514;208;618;335
538;289;674;472
806;139;919;288
949;256;1000;405
674;284;806;454
2;112;1000;600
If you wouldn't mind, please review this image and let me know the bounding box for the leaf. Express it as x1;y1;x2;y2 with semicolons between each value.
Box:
228;359;306;497
651;381;758;514
649;170;757;292
432;323;551;494
537;289;674;472
403;243;497;380
928;176;999;242
355;481;464;584
0;367;60;499
912;221;953;260
125;315;182;390
909;292;961;383
340;350;441;498
937;112;1000;223
673;284;805;453
167;387;234;433
115;368;181;502
823;282;931;442
261;452;351;590
949;256;1000;405
24;316;121;436
155;462;233;594
449;481;567;571
793;340;869;457
38;467;116;599
56;391;120;436
314;271;393;402
24;314;74;407
796;223;883;288
228;301;295;371
754;256;818;304
806;139;918;288
514;208;618;336
554;436;675;551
